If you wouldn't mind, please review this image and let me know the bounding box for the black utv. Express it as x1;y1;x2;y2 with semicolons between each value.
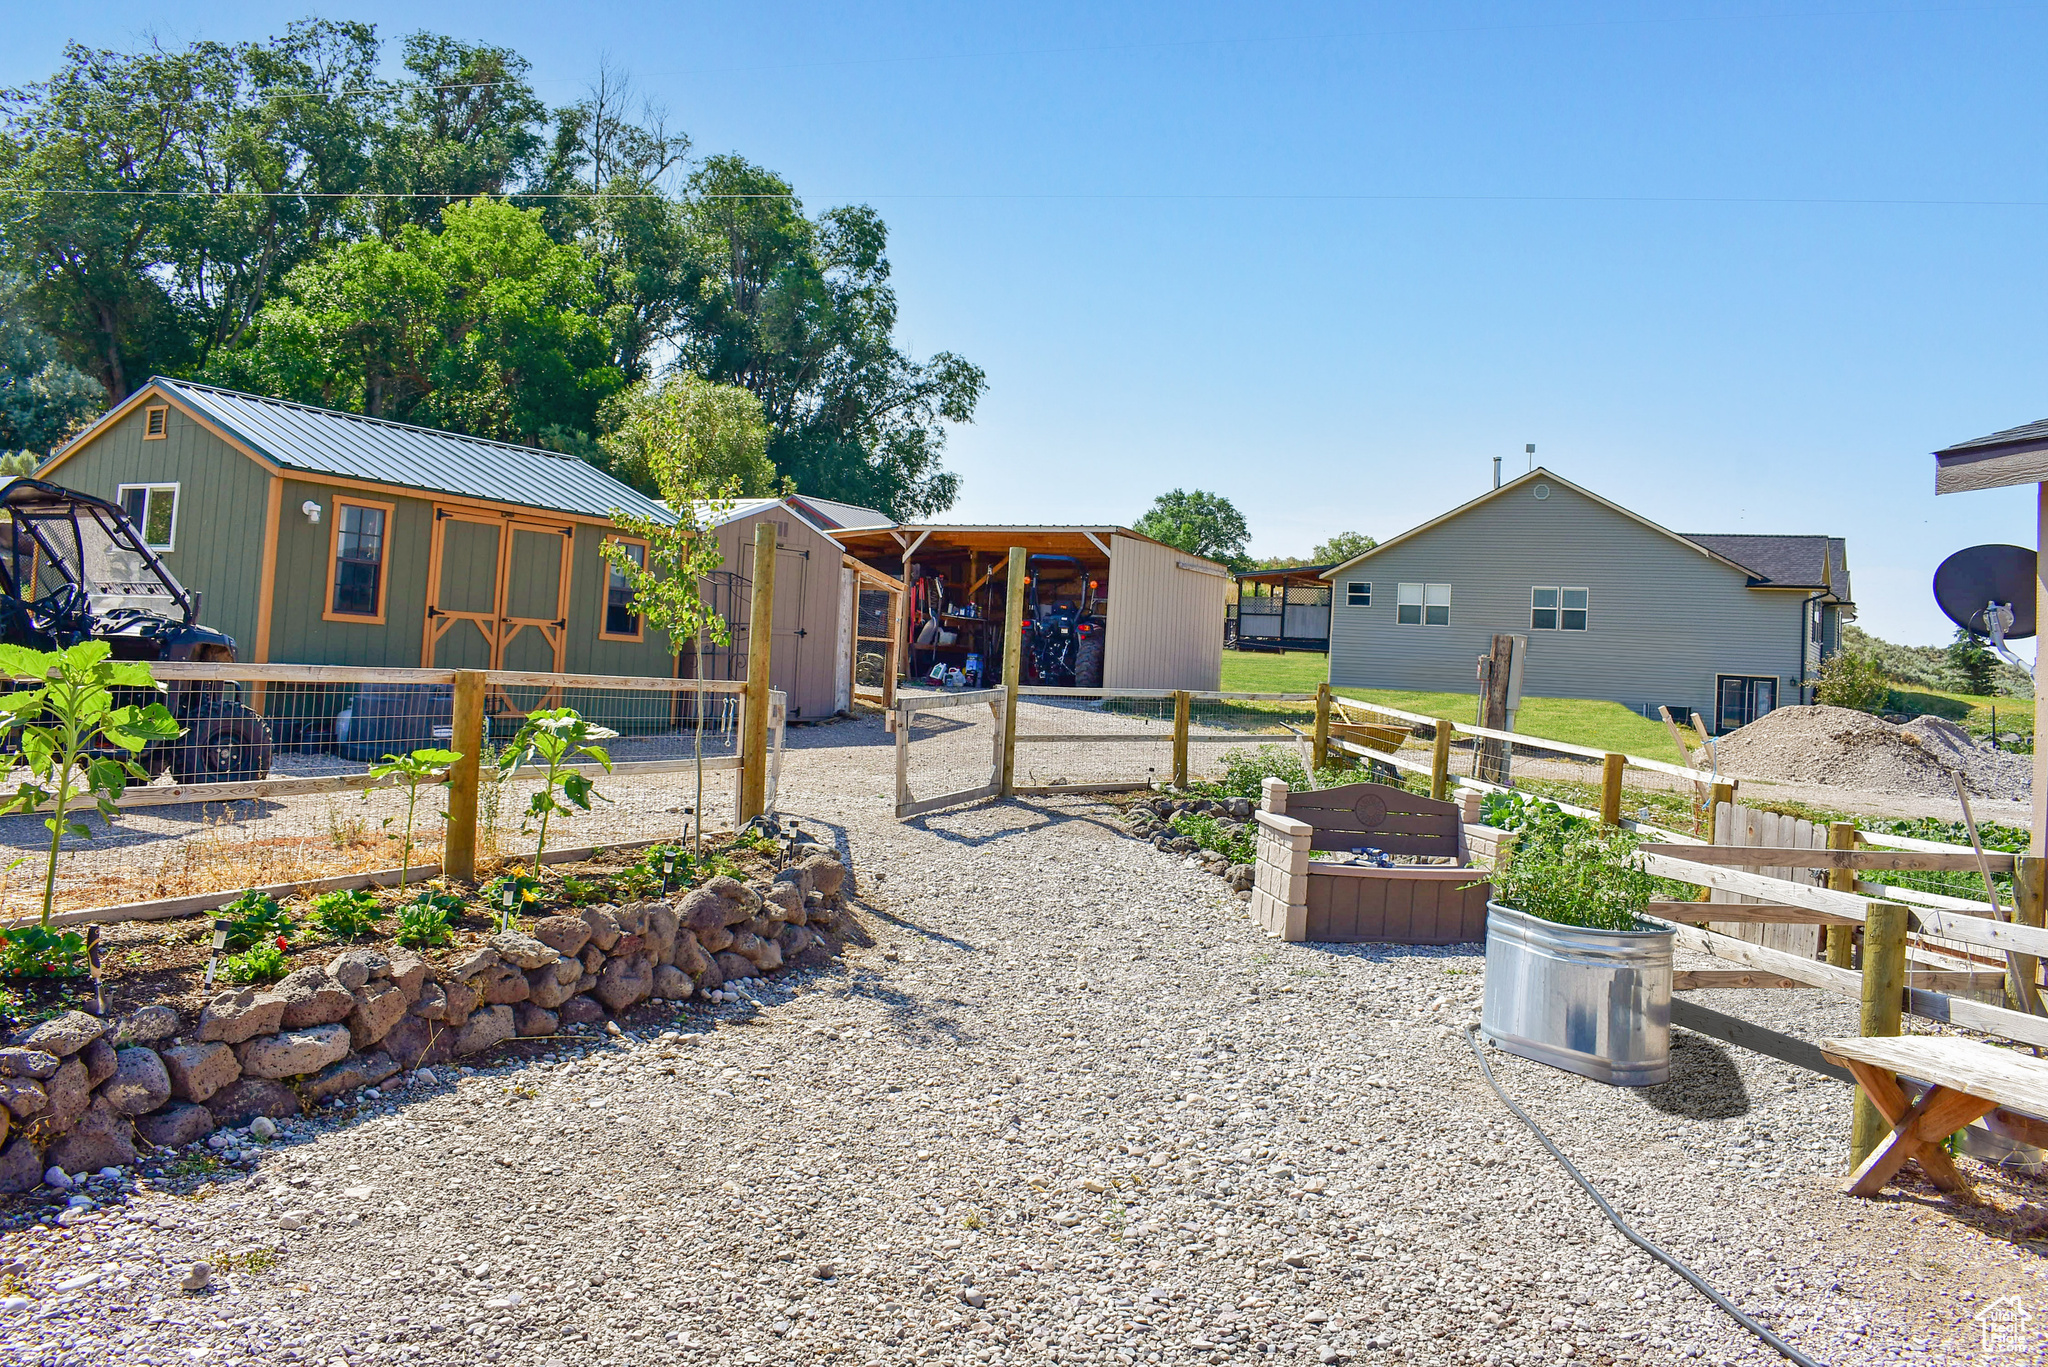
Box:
0;477;272;783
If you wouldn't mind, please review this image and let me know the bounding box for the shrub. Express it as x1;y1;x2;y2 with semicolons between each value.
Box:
219;941;288;983
1167;810;1255;864
1947;627;1998;696
1489;808;1657;932
220;889;295;951
310;888;383;941
1209;745;1354;798
1815;650;1891;713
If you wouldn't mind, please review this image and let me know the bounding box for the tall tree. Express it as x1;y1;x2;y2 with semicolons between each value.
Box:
597;373;777;498
368;34;548;238
1135;489;1253;570
0;277;100;455
681;156;983;518
210;197;623;444
0;21;387;401
1313;531;1376;564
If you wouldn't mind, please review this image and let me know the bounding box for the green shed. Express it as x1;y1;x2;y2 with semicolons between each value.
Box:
43;377;681;679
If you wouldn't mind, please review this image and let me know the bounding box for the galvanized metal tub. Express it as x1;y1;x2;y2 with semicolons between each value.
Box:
1481;901;1674;1087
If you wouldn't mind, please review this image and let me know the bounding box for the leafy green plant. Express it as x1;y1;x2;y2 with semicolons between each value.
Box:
364;747;461;890
497;709;612;874
1487;808;1658;932
394;894;457;949
218;940;288;983
1480;790;1571;835
1815;650;1890;713
220;889;295;951
310;888;383;941
482;867;542;934
0;641;181;927
1166;809;1254;864
0;924;87;978
557;873;607;905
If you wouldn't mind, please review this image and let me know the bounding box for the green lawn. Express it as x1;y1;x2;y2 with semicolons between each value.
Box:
1219;650;1684;758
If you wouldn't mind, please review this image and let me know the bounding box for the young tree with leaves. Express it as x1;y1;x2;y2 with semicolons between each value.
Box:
599;375;768;852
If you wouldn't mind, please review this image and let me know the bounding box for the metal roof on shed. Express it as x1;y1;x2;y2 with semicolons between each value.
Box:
146;378;673;524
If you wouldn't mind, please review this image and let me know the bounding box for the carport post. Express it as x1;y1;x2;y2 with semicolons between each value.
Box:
1849;900;1908;1167
739;521;776;823
443;670;486;882
999;546;1026;796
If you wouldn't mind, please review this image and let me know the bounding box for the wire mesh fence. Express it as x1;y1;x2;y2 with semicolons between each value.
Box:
1005;688;1322;792
893;687;1005;817
0;664;777;917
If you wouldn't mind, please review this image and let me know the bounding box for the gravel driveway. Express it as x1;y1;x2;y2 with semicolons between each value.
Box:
2;715;2046;1367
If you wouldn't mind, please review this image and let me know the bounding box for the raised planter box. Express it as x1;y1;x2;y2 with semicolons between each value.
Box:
1480;900;1674;1086
1251;778;1490;945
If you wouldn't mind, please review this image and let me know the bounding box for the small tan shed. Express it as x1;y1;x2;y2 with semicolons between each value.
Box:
686;497;854;721
833;523;1228;692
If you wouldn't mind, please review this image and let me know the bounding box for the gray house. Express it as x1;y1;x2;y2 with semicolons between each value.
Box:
1320;468;1852;732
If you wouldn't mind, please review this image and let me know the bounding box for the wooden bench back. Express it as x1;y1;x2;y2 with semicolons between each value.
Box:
1284;781;1462;859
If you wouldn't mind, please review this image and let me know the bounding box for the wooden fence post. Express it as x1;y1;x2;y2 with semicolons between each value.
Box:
1826;821;1859;968
2012;854;2045;1013
1171;690;1192;789
1599;753;1625;826
443;669;486;881
999;546;1025;797
1706;781;1735;844
1850;900;1909;1167
738;521;776;823
1311;683;1331;771
1430;720;1453;802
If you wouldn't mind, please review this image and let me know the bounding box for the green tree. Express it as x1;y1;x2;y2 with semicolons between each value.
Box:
210;197;624;443
599;373;778;498
681;156;983;518
597;376;761;851
1815;650;1891;712
0;278;99;454
1312;531;1376;564
1135;489;1252;570
1947;627;1998;696
369;34;548;238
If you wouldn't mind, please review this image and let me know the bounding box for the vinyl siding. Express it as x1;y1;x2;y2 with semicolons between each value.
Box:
266;479;434;666
1326;479;1807;720
1102;533;1228;690
40;403;270;656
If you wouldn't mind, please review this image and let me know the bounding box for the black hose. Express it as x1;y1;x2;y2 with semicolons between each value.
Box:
1461;1026;1826;1367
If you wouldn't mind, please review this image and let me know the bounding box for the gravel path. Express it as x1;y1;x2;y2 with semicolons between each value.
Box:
2;715;2046;1367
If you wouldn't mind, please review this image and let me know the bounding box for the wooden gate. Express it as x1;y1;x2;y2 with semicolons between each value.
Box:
1707;801;1827;957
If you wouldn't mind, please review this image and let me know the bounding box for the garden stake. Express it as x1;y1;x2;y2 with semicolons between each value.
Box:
202;917;231;988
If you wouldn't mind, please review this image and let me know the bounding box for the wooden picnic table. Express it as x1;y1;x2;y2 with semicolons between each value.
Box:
1821;1034;2048;1198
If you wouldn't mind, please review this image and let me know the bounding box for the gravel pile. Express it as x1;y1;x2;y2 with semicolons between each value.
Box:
0;716;2043;1367
1707;705;2032;801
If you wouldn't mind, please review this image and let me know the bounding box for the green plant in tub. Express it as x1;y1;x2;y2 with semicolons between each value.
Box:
0;641;181;927
364;747;461;891
1486;808;1657;932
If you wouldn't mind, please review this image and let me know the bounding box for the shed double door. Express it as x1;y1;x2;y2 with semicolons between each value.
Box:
422;510;573;673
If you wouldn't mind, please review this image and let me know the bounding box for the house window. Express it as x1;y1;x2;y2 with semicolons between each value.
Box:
143;406;168;440
1716;675;1779;733
116;484;178;551
327;498;392;621
1532;586;1589;630
1347;582;1370;607
1398;582;1451;626
602;538;646;640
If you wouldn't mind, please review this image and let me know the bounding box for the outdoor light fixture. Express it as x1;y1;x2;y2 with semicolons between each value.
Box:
203;917;232;986
302;500;322;523
661;849;677;895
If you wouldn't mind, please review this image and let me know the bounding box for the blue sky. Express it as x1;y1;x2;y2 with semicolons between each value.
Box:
9;2;2046;645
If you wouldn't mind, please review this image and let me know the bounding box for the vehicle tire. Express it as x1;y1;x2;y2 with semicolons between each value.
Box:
1075;632;1105;688
170;706;273;785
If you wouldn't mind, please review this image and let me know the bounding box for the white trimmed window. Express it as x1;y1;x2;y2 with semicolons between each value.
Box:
1532;586;1588;630
117;483;179;551
1346;581;1370;607
1398;582;1451;626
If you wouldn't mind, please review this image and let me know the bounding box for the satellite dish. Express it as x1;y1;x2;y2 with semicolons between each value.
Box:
1933;544;2036;640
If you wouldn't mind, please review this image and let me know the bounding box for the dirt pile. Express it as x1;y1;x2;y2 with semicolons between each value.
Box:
1704;704;2031;801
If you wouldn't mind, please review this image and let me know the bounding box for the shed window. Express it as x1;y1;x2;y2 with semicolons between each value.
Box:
1532;586;1588;630
117;483;178;551
329;499;389;620
143;406;168;440
602;538;646;640
1398;582;1451;626
1346;581;1370;607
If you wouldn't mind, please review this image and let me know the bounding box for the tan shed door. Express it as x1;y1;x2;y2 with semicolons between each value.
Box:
424;513;504;670
773;541;807;706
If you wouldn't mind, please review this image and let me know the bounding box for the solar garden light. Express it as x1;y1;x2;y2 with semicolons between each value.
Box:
85;925;106;1017
501;882;517;925
202;917;231;987
661;849;677;895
